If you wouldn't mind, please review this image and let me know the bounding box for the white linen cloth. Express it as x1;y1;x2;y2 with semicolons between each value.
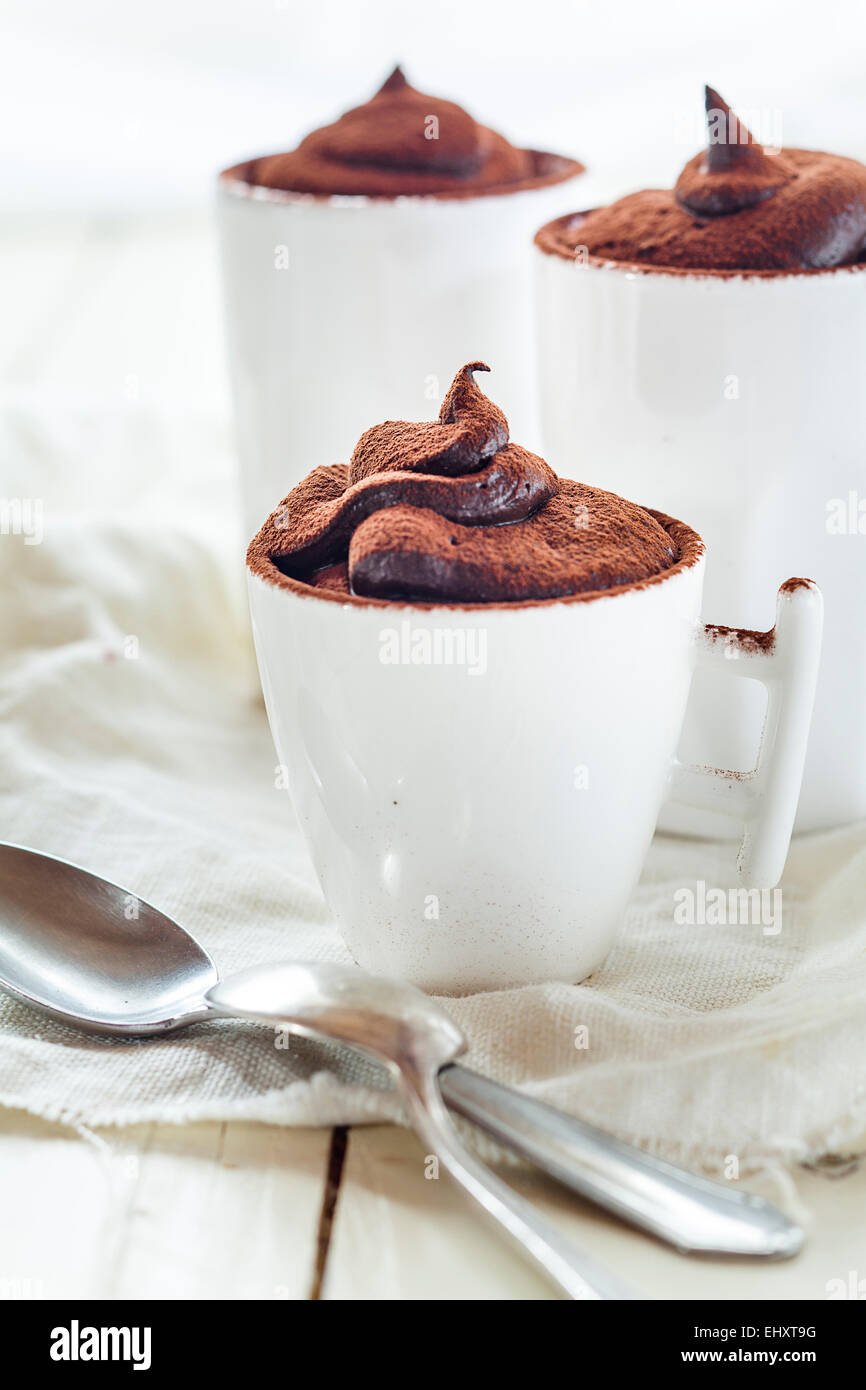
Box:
1;393;865;1177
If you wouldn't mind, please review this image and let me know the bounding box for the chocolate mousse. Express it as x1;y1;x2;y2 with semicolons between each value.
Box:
247;364;694;604
535;85;866;273
230;66;583;200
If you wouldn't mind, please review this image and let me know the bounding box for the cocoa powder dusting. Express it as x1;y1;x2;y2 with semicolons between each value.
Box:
228;66;583;201
535;85;866;274
247;364;701;606
705;623;775;654
704;579;816;653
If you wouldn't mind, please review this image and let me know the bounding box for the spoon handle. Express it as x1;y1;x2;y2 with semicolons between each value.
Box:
440;1064;803;1258
397;1070;637;1301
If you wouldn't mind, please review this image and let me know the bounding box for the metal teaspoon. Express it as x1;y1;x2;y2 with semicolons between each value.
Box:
0;842;803;1265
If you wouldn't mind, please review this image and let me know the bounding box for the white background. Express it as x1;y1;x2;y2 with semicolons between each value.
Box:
2;0;865;213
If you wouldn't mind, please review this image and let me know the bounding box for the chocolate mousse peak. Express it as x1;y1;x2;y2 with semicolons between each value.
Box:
675;85;795;216
703;85;758;170
439;361;504;437
377;64;408;96
230;67;583;199
248;365;682;605
324;67;486;178
348;362;509;485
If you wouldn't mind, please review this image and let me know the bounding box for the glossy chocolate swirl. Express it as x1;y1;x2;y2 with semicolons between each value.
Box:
236;66;583;199
250;365;679;603
537;85;866;272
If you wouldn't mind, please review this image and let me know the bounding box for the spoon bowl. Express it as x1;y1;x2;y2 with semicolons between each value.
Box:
0;843;633;1295
0;843;217;1032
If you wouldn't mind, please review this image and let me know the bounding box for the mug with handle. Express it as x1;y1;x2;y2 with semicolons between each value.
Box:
534;228;864;834
247;516;822;994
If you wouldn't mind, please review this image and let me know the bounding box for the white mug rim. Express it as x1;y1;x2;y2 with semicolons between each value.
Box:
534;208;866;282
217;154;585;210
246;508;705;615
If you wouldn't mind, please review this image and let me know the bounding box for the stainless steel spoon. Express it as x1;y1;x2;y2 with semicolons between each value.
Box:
0;842;803;1262
208;961;637;1299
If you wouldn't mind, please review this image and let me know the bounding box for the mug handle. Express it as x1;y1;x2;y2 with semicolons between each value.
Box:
667;580;823;888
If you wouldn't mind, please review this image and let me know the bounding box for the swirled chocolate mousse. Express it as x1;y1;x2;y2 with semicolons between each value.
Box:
247;364;685;604
536;85;866;272
232;65;583;199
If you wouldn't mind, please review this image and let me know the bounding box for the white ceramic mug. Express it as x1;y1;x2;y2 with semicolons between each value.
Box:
217;166;584;537
535;224;866;833
247;529;822;993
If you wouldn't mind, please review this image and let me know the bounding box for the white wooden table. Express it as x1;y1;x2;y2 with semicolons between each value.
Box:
2;1109;864;1300
1;215;863;1302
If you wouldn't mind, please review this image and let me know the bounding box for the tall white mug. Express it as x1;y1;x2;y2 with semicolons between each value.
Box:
248;520;822;993
218;163;584;537
535;221;866;833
